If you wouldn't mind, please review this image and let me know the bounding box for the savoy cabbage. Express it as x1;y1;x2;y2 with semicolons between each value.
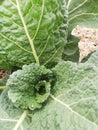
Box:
0;0;98;130
7;63;55;110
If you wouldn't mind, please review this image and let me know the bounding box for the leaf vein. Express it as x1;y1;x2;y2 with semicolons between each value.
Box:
32;0;45;41
69;0;88;14
68;13;98;22
50;94;98;128
0;13;23;28
16;0;39;64
0;33;32;54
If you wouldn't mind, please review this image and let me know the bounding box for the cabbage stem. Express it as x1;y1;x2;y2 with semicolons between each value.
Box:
13;110;29;130
0;86;7;90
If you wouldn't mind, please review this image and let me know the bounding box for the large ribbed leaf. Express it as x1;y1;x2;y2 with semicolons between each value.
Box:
28;60;98;130
1;58;98;130
63;0;98;62
1;1;98;130
0;107;28;130
0;0;67;69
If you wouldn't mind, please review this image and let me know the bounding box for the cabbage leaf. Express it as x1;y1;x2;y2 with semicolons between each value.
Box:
63;0;98;62
1;52;98;130
0;0;67;69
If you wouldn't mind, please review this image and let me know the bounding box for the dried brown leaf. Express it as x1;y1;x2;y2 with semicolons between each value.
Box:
71;25;98;62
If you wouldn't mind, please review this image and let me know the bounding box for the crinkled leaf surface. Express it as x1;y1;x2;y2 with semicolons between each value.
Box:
87;51;98;68
0;107;28;130
1;57;98;129
1;1;98;130
0;0;67;69
0;89;30;130
63;0;98;62
28;60;98;130
7;63;54;110
0;107;18;130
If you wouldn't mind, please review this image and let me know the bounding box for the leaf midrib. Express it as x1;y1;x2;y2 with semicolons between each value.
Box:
50;94;98;128
16;0;39;64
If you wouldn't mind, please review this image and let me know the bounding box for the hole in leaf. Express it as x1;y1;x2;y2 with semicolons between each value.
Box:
38;85;46;95
35;81;47;95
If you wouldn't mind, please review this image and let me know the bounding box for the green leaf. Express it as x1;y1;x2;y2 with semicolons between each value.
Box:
86;51;98;68
1;58;98;129
0;89;26;130
6;63;55;110
0;76;9;94
0;0;67;69
63;0;98;62
28;61;98;130
0;89;23;117
0;107;29;130
0;107;19;130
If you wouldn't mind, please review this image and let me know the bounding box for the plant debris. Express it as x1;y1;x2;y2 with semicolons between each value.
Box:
71;25;98;62
0;69;11;80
